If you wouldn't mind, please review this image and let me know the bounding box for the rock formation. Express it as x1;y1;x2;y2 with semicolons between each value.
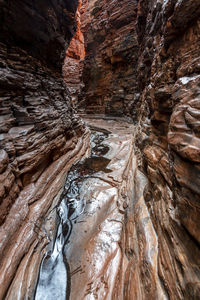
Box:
0;0;200;299
77;0;200;299
133;1;200;298
0;0;90;298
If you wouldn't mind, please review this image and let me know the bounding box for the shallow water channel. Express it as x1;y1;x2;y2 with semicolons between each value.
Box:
34;128;111;300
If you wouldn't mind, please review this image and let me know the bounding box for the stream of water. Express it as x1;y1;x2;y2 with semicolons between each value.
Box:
34;129;111;300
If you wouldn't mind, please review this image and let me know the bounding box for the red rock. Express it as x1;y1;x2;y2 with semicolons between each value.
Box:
80;0;139;116
63;0;87;107
0;0;200;299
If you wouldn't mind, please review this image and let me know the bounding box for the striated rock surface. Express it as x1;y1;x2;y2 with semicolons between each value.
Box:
65;118;165;300
69;0;200;298
134;0;200;298
81;0;139;116
0;0;90;298
66;118;137;299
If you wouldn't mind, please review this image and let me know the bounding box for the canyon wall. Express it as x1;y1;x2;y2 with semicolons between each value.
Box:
0;1;89;298
81;0;139;116
0;0;199;299
131;0;200;299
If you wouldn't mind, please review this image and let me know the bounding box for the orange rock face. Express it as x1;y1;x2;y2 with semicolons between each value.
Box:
63;0;87;106
66;0;85;61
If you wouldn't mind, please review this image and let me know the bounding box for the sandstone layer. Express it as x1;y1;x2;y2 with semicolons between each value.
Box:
0;0;90;298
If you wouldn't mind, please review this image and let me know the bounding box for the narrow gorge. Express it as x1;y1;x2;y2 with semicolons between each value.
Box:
0;0;200;299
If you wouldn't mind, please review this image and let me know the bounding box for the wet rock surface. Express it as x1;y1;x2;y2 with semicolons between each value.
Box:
1;129;90;300
31;117;160;300
64;118;136;299
34;124;111;300
63;118;167;300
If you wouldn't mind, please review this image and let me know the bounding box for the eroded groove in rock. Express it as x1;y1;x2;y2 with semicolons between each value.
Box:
66;118;138;299
34;128;111;300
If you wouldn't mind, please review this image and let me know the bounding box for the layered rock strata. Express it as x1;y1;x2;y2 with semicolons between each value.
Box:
81;0;139;116
0;0;90;298
134;0;200;298
67;117;166;299
0;0;200;299
76;0;200;298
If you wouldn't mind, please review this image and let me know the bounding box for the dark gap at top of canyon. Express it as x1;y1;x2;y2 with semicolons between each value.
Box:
0;0;200;299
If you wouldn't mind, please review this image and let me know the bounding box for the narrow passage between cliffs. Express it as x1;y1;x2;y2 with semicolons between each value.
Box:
34;118;135;300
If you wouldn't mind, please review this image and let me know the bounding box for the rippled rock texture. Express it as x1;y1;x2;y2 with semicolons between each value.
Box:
135;0;200;298
80;0;139;116
67;118;137;299
0;0;90;298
